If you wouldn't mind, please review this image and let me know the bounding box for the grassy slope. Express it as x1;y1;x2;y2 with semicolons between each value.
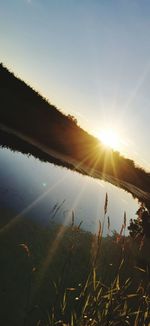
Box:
1;63;150;207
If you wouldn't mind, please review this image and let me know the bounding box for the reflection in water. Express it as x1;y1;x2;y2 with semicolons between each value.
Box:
0;145;143;326
0;146;139;234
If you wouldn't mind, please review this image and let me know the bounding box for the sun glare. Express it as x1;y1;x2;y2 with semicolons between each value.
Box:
98;129;120;150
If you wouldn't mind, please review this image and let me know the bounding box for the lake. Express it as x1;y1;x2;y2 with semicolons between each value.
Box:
0;145;139;234
0;144;146;326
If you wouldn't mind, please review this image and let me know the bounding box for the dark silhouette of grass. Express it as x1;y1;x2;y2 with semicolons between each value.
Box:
0;207;149;325
1;63;150;208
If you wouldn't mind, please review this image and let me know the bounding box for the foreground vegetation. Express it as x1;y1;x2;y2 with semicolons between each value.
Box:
0;198;150;325
1;63;150;207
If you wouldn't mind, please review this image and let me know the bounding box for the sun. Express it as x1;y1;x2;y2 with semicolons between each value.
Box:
98;129;120;150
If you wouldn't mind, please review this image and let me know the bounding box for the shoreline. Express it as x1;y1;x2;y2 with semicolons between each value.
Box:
1;123;150;208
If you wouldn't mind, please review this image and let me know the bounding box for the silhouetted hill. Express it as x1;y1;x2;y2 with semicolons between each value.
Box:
1;63;150;207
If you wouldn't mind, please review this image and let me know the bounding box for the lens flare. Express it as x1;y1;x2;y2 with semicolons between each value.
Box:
98;129;120;150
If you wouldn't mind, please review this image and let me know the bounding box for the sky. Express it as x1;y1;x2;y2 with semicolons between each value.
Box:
1;0;150;170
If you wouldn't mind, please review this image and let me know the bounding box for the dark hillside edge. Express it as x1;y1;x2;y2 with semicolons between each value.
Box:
1;63;150;207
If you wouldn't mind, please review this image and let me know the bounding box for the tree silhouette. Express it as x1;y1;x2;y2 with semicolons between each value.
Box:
67;114;78;125
128;206;150;238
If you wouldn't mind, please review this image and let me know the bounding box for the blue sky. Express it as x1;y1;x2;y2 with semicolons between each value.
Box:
1;0;150;170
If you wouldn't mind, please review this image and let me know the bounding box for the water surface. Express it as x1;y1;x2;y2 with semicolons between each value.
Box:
0;146;139;234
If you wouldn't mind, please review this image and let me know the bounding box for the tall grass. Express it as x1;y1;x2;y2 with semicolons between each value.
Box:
42;195;150;326
1;196;149;325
